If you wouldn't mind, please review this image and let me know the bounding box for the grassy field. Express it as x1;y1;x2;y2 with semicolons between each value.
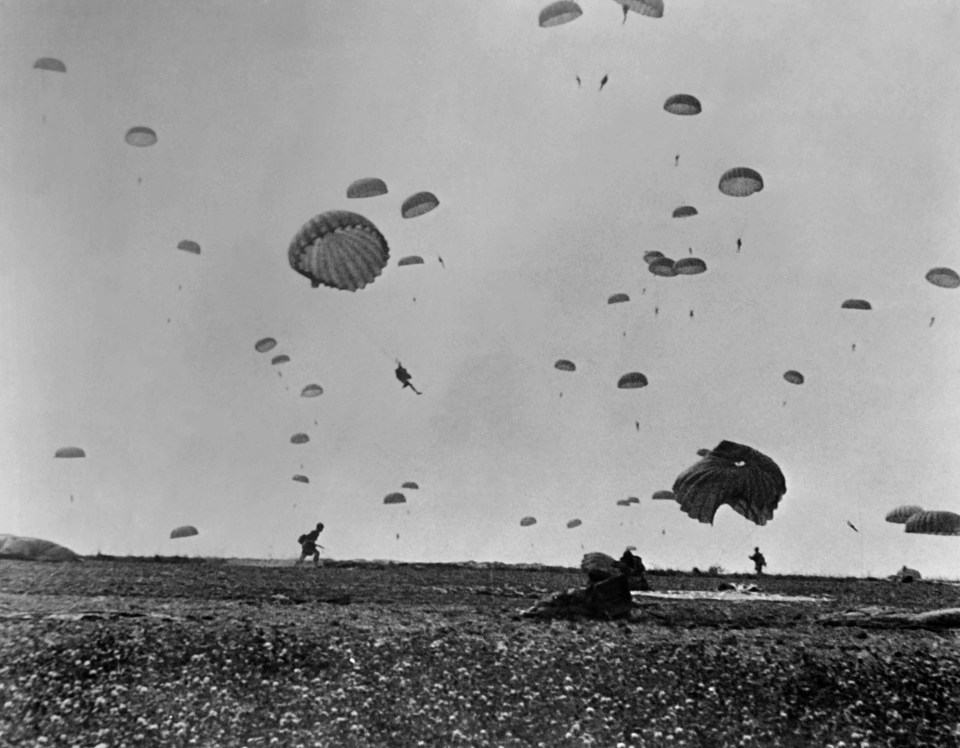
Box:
1;558;959;747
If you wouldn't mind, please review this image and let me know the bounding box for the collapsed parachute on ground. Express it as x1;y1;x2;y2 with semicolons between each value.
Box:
614;0;664;20
648;257;676;277
664;94;701;115
0;534;81;562
292;475;309;484
672;440;787;526
255;338;277;353
905;510;960;536
841;299;872;311
301;384;323;398
288;211;389;291
539;0;583;27
651;490;674;500
885;505;923;524
34;58;67;73
608;293;630;304
55;447;85;458
271;355;291;366
555;359;576;372
290;433;310;445
718;167;764;197
643;251;665;265
346;178;388;199
618;372;648;389
925;267;960;289
672;205;698;218
402;481;419;490
520;516;537;527
177;240;201;255
398;256;425;267
125;126;157;147
566;519;582;529
783;370;804;385
401;192;440;219
170;525;198;540
673;258;707;275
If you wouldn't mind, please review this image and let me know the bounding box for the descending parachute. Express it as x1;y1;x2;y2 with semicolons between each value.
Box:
651;490;675;500
346;178;388;199
401;192;440;219
905;510;960;536
696;448;711;457
301;384;323;398
384;492;406;505
672;440;787;526
539;0;583;27
718;167;764;197
673;258;707;275
271;355;291;366
618;372;648;389
288;211;389;291
292;475;310;484
520;516;537;527
290;433;310;445
566;519;582;529
177;240;201;255
648;257;676;277
643;251;665;265
125;126;157;147
783;370;804;385
626;496;640;504
402;481;419;490
925;267;960;289
554;359;576;372
255;338;277;353
672;205;698;218
841;299;872;310
54;447;85;458
663;94;701;116
608;293;630;304
616;499;632;507
885;505;923;524
34;58;66;73
170;525;198;539
614;0;664;20
0;534;81;562
398;256;425;266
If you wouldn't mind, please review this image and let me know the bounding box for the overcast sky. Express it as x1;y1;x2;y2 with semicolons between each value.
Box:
1;0;958;577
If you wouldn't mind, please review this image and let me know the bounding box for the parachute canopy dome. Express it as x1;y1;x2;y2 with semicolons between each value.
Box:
841;299;872;310
55;447;85;458
652;490;675;500
34;58;66;73
401;192;440;219
672;440;787;526
0;534;81;562
290;433;310;445
177;240;201;255
643;251;665;265
696;448;712;457
673;258;707;275
346;178;388;199
925;267;960;289
648;257;676;277
255;338;277;353
125;126;157;147
292;475;310;484
618;372;648;389
616;0;664;19
905;510;960;536
608;293;630;304
885;505;924;524
398;255;424;267
271;355;291;366
520;516;537;527
566;519;582;529
719;167;764;197
301;384;323;398
783;370;805;385
554;359;576;372
288;211;389;292
401;481;419;490
384;492;406;505
672;205;698;219
627;496;640;504
664;94;701;115
170;525;198;540
539;0;583;27
616;499;632;507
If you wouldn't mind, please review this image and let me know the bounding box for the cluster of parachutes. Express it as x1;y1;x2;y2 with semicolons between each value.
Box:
885;506;960;537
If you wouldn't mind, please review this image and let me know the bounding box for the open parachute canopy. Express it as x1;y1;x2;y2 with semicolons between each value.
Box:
520;516;537;527
125;126;157;147
177;240;201;255
664;94;701;116
398;255;425;267
288;211;389;291
672;440;787;526
648;257;676;277
618;372;648;389
539;0;583;27
643;251;665;265
346;178;388;199
384;492;406;505
696;448;712;457
255;337;277;353
672;205;699;218
401;192;440;219
55;447;85;458
554;359;576;372
566;518;582;529
292;475;310;484
905;510;960;536
651;490;675;500
271;355;291;366
0;534;81;562
925;267;960;289
673;258;707;275
615;0;664;19
34;57;66;73
401;481;419;490
627;496;640;504
885;505;923;524
783;370;805;385
290;433;310;445
608;293;630;304
718;167;764;197
841;299;872;311
616;499;632;507
170;525;198;540
301;384;324;398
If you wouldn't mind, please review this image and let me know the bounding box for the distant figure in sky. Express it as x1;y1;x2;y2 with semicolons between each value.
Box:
620;4;628;23
688;247;693;255
635;421;640;431
736;237;742;253
654;306;659;316
675;154;679;167
851;343;856;352
641;288;646;295
689;309;694;318
296;522;325;568
438;256;445;269
576;75;581;87
930;316;935;327
396;361;422;395
599;74;609;91
749;547;766;575
846;520;859;533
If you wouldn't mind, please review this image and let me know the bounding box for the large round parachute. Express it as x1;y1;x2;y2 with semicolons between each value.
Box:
651;490;675;500
608;293;630;304
301;384;324;398
290;433;310;445
672;440;787;526
673;258;707;275
520;516;537;527
905;510;960;536
643;251;665;265
255;338;277;353
170;525;198;539
925;267;960;289
555;359;576;372
885;505;923;524
841;299;872;310
566;518;582;529
783;370;804;385
401;192;440;219
614;0;664;19
55;447;85;458
719;167;764;197
663;94;701;115
0;534;81;562
292;475;309;484
177;240;201;255
648;257;676;277
288;211;389;291
402;481;419;490
125;126;157;147
398;255;425;267
34;58;67;73
346;178;388;199
271;355;291;366
618;372;648;389
539;0;583;27
384;492;406;505
672;205;698;219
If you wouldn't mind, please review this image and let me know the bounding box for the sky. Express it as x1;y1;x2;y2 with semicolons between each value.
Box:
1;0;959;577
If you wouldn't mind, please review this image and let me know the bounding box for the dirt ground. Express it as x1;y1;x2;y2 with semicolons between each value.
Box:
1;559;959;747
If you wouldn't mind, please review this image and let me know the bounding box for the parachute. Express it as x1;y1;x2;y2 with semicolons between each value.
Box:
125;126;157;147
651;490;675;500
672;440;787;526
663;94;701;116
290;433;310;445
0;534;81;562
292;475;310;484
719;167;764;197
255;338;277;353
34;58;66;73
672;205;698;218
905;510;960;536
614;0;664;19
643;251;665;265
520;516;537;527
627;496;640;504
925;267;960;289
608;293;630;304
271;355;291;366
555;359;576;372
841;299;872;310
885;505;923;524
177;240;201;255
648;257;676;277
301;384;324;398
402;481;419;490
170;525;198;539
346;178;388;199
566;518;582;529
616;499;632;507
384;492;406;505
783;370;804;385
54;447;85;458
401;192;440;219
539;0;583;27
398;255;425;266
673;258;707;275
618;372;648;389
288;211;389;291
696;448;711;457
